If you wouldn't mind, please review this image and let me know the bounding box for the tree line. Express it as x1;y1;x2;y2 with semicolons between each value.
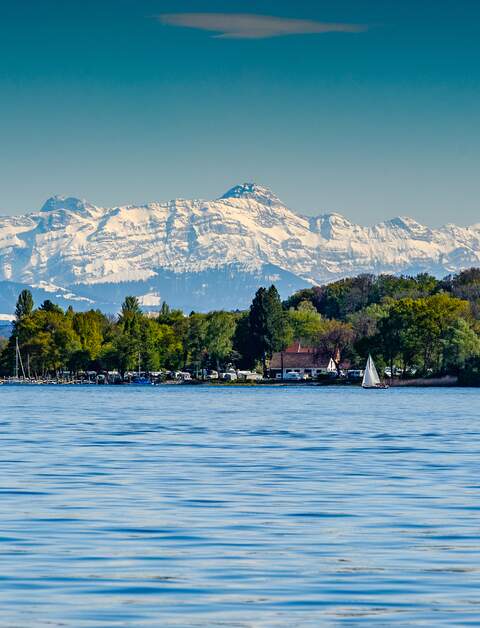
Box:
1;268;480;383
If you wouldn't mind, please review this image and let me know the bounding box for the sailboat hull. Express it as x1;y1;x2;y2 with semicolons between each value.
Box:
362;384;389;389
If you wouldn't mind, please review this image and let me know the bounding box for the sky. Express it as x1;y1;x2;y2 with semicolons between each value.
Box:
0;0;479;225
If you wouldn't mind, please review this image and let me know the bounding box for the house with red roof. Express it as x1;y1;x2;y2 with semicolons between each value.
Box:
269;341;343;379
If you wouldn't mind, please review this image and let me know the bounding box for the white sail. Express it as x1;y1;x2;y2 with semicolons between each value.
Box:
362;355;381;388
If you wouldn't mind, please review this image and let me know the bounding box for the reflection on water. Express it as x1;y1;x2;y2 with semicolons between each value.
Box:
0;386;479;626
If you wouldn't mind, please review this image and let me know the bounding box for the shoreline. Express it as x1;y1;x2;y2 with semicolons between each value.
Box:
0;376;469;388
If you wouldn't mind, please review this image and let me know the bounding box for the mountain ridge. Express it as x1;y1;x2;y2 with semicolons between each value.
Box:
21;187;478;231
0;184;479;312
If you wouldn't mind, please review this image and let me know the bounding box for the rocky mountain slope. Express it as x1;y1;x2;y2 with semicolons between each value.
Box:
0;183;478;312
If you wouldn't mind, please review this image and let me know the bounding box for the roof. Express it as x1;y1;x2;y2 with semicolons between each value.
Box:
270;350;334;370
269;340;349;370
283;340;312;354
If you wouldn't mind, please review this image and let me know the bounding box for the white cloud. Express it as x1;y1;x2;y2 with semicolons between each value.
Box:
157;13;368;40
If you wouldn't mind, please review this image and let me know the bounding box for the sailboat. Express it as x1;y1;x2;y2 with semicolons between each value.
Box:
5;338;28;385
131;351;152;385
362;355;388;389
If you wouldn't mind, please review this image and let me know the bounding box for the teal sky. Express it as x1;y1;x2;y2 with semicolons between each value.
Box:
0;0;479;225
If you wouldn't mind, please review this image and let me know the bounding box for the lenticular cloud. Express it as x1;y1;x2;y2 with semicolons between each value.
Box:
157;13;368;40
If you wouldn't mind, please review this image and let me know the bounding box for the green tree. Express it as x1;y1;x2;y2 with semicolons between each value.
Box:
232;312;255;369
442;268;480;316
376;293;471;377
20;308;80;375
315;319;355;375
412;294;470;373
442;319;480;372
377;299;415;377
156;323;184;369
40;299;63;314
73;310;105;360
110;330;139;376
248;285;292;373
113;296;143;372
139;317;162;372
68;349;92;373
185;313;208;374
204;311;236;370
288;303;324;345
119;296;142;333
15;290;34;320
349;303;388;364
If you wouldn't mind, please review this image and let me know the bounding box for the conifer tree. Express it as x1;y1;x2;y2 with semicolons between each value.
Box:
15;290;34;320
248;285;291;373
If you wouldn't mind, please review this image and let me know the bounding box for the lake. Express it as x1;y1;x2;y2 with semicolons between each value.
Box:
0;385;479;626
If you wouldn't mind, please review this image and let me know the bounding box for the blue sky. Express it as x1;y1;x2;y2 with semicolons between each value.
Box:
0;0;479;225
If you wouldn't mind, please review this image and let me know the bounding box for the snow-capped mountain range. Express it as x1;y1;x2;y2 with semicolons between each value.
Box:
0;183;479;312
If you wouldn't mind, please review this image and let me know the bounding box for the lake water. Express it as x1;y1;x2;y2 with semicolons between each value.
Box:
0;386;479;626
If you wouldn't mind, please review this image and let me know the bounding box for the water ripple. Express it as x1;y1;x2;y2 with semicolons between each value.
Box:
0;386;479;626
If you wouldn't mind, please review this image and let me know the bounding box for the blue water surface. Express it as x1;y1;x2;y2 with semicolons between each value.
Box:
0;385;479;626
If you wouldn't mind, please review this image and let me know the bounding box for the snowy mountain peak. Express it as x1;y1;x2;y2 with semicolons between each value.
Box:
311;212;354;239
40;195;93;214
383;216;428;235
221;183;285;207
321;212;353;226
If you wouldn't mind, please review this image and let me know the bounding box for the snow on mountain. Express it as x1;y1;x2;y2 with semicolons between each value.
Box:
0;185;479;311
221;183;286;207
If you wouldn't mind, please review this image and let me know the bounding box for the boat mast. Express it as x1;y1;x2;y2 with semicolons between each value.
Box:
15;337;19;379
16;339;26;380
